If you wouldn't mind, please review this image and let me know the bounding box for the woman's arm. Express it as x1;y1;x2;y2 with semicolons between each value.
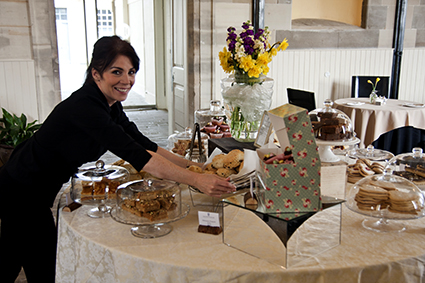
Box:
155;147;203;168
142;150;235;197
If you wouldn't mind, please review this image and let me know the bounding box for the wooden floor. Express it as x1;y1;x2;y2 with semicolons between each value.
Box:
14;108;169;283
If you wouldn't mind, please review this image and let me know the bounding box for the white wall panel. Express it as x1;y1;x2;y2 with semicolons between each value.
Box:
214;48;425;111
0;60;39;121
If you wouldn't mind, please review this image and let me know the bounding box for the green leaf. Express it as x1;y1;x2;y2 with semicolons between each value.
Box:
0;108;43;147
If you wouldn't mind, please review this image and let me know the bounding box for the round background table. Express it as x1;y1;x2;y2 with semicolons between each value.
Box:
334;98;425;152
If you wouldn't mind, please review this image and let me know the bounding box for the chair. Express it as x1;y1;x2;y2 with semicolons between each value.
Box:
351;76;390;98
287;88;316;112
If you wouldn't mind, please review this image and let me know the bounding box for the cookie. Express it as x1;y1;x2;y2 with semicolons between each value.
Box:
216;168;236;178
359;158;372;168
223;155;241;169
358;163;374;177
388;190;422;214
212;154;226;169
369;180;396;191
204;163;217;172
355;184;389;210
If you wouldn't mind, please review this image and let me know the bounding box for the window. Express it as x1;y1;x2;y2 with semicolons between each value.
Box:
55;8;67;21
97;9;114;37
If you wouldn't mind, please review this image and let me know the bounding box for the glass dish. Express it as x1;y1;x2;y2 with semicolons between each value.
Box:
111;179;189;238
345;167;425;232
71;160;129;218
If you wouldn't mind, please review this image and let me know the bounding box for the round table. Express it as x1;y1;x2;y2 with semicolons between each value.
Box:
56;184;425;283
334;98;425;150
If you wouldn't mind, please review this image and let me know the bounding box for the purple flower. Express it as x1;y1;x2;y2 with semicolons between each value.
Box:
227;33;237;41
242;21;251;30
254;29;264;40
227;27;235;33
243;36;254;46
244;44;254;55
228;41;236;51
245;29;254;36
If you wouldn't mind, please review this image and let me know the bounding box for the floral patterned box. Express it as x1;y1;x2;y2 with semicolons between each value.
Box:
257;104;321;214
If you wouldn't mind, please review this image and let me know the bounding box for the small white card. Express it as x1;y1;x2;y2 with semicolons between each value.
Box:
65;192;72;205
198;211;220;227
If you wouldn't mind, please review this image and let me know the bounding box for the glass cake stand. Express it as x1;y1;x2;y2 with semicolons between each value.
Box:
110;204;190;238
111;179;190;238
316;137;360;162
345;168;425;232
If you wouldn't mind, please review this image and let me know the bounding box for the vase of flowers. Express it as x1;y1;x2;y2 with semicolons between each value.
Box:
219;21;288;141
368;77;380;104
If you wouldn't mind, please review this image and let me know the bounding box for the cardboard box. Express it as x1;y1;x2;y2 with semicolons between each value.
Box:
257;104;322;213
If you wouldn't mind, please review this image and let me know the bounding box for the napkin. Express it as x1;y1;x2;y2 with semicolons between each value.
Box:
346;102;365;106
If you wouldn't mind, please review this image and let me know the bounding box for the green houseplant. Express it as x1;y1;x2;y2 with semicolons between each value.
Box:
0;108;42;166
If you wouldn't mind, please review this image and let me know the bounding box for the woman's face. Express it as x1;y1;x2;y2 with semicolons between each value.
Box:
92;55;136;106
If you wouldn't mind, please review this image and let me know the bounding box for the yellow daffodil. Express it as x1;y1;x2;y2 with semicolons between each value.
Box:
219;47;234;73
261;65;270;75
248;66;262;78
368;77;381;91
256;52;269;67
277;39;289;51
239;55;255;72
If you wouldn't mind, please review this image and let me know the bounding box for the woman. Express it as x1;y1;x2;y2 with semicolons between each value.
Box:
0;35;235;282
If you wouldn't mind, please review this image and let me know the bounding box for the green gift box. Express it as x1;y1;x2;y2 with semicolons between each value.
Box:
257;104;321;214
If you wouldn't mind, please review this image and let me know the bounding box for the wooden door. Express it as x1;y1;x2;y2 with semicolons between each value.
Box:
171;0;188;132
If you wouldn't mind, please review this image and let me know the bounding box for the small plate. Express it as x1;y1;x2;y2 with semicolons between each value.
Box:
402;103;425;108
346;102;365;106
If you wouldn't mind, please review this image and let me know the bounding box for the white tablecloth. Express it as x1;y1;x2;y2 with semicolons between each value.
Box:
334;98;425;148
56;185;425;282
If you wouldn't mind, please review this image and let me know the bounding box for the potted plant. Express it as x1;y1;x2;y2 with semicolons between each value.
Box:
0;108;42;167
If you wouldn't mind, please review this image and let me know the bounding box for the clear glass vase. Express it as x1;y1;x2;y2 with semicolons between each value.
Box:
369;90;378;104
221;71;273;141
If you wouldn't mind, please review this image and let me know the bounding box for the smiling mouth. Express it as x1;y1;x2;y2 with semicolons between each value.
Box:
115;87;130;93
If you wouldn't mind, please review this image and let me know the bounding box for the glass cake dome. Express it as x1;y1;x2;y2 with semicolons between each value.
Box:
385;147;425;191
71;160;129;204
111;179;190;238
346;167;425;232
71;160;129;218
167;127;209;157
309;99;355;142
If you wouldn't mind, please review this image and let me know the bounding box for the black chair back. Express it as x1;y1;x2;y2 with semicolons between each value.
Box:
287;88;316;112
351;76;390;98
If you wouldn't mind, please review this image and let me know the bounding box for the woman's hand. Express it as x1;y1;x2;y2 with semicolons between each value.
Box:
192;173;236;198
143;150;235;198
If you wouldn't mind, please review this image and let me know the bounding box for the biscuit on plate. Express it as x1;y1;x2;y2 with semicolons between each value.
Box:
216;168;236;178
212;154;226;169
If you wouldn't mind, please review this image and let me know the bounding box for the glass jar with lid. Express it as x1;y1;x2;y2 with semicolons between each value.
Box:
168;127;209;157
194;100;227;128
71;160;129;218
385;147;425;191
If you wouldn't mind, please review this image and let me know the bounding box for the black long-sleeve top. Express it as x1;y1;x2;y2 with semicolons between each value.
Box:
4;83;158;206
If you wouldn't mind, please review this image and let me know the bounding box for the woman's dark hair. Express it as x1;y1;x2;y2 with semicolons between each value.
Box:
84;35;140;85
